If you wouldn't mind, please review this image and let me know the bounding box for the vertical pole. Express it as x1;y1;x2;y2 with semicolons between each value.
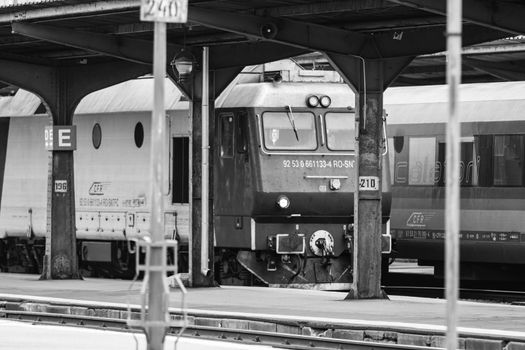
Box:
148;20;167;350
201;46;210;277
446;1;461;350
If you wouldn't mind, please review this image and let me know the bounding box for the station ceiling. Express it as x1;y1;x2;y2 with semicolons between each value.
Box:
0;0;524;90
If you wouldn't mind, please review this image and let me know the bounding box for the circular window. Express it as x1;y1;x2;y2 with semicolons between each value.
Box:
92;123;102;149
134;122;144;148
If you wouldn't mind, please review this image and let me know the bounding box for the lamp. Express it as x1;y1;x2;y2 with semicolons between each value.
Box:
170;49;195;82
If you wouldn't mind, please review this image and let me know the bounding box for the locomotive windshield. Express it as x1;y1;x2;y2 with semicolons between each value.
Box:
325;112;355;151
262;112;317;150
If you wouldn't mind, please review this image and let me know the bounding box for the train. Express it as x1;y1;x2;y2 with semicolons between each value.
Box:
386;82;525;281
2;76;522;285
0;77;390;289
0;78;192;278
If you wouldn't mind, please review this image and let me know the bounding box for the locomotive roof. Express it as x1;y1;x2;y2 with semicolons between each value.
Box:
216;82;354;109
0;77;187;117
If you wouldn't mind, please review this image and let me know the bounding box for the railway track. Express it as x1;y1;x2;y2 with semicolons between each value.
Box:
385;285;525;304
383;271;525;304
0;309;438;350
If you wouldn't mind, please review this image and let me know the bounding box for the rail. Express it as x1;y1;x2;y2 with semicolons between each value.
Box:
385;285;525;304
2;295;525;349
0;309;439;350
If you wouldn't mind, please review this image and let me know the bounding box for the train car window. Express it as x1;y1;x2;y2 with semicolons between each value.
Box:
134;122;144;148
262;112;317;150
408;137;436;185
325;112;354;150
172;137;189;203
392;136;409;185
493;135;524;186
462;141;477;186
388;138;395;185
219;113;234;158
92;123;102;149
237;112;247;153
437;140;478;187
475;135;493;187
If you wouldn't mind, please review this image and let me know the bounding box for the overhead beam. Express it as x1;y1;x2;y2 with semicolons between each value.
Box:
258;0;394;17
188;6;369;57
11;22;174;65
365;25;507;57
12;22;306;71
387;0;525;35
0;0;138;23
188;6;507;59
463;57;525;81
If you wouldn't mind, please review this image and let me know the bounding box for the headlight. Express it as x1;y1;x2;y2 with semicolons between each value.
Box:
319;95;331;108
306;95;320;108
329;178;341;190
276;195;290;209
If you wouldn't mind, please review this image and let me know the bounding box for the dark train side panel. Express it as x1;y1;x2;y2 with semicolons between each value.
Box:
391;186;525;264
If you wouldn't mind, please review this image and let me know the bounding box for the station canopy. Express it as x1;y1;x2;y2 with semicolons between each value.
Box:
0;0;524;90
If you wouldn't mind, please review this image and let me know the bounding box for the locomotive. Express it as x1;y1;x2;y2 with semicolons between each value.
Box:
213;82;391;288
0;77;392;288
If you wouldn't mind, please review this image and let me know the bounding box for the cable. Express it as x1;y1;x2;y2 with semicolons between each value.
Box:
352;55;367;133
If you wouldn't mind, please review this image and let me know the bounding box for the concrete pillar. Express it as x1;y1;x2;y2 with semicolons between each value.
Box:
352;61;384;298
325;54;412;299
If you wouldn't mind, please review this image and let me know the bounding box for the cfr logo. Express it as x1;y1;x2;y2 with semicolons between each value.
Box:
407;212;435;228
89;182;109;196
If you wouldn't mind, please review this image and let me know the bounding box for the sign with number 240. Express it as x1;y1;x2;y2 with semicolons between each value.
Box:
141;0;188;23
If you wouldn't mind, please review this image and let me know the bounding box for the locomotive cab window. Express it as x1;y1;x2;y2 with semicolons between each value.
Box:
325;112;355;151
262;111;317;150
219;113;234;158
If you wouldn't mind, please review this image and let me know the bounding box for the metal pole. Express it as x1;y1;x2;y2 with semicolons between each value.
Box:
201;46;210;276
446;1;461;349
148;20;167;350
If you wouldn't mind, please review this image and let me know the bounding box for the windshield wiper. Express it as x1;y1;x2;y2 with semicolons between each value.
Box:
286;105;299;141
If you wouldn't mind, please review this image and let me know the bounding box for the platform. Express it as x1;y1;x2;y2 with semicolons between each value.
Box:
1;273;525;349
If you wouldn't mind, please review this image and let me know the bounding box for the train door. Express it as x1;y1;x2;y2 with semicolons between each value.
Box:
214;110;252;248
168;136;190;273
167;108;191;273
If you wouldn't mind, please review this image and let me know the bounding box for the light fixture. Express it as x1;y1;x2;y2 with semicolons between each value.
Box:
329;178;341;190
170;49;195;82
306;95;319;108
319;95;332;108
276;195;290;209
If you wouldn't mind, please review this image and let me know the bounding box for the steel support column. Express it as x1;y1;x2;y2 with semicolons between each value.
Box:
184;61;240;287
326;54;412;299
189;66;213;287
0;59;150;279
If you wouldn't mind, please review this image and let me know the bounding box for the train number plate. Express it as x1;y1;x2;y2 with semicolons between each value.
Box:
358;176;379;191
